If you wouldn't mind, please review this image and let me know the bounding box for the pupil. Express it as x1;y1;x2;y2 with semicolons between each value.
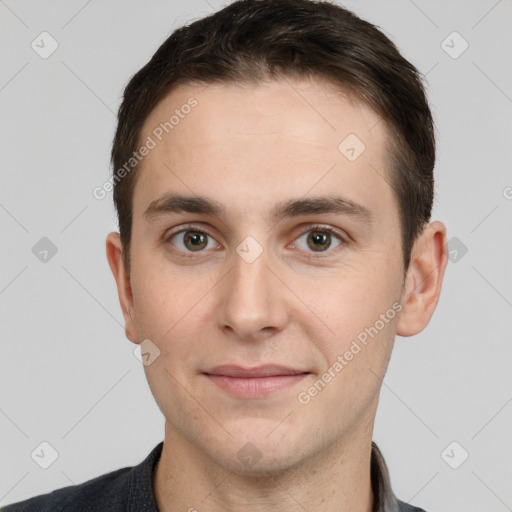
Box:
186;232;206;251
309;232;330;251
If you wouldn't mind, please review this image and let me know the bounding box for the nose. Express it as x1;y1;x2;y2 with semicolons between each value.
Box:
217;245;289;342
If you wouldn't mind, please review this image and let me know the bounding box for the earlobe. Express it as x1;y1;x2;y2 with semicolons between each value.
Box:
105;232;140;344
396;221;448;337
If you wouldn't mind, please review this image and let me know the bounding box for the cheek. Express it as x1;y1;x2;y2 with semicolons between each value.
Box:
302;257;401;354
130;257;204;347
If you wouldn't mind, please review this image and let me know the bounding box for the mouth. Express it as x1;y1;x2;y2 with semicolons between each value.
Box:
203;365;311;398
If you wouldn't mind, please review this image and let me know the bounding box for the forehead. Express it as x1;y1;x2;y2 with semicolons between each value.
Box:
134;77;394;222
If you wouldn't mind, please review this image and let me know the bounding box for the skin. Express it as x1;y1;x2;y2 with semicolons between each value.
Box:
106;77;448;512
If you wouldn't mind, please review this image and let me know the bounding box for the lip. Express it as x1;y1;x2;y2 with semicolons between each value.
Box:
206;364;308;378
203;365;310;398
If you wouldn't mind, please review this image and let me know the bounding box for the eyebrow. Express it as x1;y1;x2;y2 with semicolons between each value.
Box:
143;193;373;225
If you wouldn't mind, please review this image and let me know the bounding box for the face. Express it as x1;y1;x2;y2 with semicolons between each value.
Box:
109;77;416;475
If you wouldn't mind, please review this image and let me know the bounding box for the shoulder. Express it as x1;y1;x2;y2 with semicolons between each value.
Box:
1;466;131;512
397;499;428;512
2;441;164;512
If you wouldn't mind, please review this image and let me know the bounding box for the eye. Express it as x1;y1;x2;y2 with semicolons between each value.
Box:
167;226;219;253
293;225;344;254
165;224;345;256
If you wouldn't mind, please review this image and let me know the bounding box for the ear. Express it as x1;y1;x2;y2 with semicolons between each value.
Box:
106;232;140;344
397;221;448;337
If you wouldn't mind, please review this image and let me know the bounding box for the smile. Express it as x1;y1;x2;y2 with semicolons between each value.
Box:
203;365;311;399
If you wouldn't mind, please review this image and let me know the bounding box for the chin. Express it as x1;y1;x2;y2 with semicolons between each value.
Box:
208;428;313;478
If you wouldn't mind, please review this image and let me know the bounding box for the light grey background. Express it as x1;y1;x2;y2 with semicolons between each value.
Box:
1;0;511;510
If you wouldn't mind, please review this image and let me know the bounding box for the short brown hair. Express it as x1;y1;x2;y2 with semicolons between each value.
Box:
111;0;435;272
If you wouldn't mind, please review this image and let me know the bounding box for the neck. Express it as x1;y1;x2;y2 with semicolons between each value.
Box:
153;422;375;512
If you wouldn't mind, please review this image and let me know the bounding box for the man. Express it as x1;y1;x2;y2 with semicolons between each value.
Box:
3;0;447;510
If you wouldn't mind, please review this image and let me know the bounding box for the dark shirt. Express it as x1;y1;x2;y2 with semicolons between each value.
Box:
1;441;426;512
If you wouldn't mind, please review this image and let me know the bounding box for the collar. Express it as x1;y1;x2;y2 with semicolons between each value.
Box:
128;440;405;512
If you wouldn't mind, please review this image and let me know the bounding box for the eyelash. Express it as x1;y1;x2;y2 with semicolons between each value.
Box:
164;224;346;258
